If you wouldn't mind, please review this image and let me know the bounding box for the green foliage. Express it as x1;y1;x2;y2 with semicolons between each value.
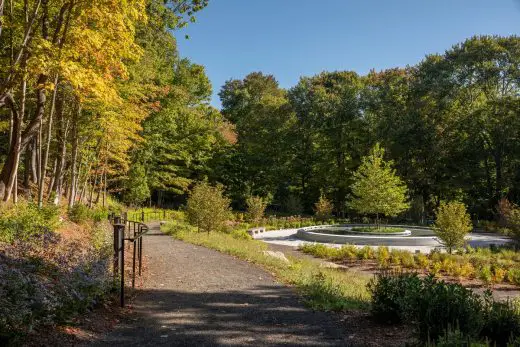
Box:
435;201;473;253
68;204;107;224
314;194;333;221
350;226;405;233
0;202;60;243
369;273;481;342
369;272;520;344
285;194;303;215
68;204;92;224
246;195;270;223
349;144;409;225
481;296;520;346
186;182;231;233
124;164;151;206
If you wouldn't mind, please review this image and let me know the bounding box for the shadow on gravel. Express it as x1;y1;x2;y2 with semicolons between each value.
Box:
88;286;347;347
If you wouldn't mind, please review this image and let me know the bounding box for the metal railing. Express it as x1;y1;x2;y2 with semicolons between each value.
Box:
109;213;149;307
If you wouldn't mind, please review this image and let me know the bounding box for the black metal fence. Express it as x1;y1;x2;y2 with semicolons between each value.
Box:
109;213;149;307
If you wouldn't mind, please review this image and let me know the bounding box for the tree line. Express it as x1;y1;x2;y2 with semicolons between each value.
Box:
0;0;230;209
1;3;518;224
214;35;520;221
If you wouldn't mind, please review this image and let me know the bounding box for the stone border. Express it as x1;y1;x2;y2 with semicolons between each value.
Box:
318;225;412;236
296;224;441;246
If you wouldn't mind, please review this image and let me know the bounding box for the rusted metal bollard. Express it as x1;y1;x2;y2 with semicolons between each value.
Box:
113;223;126;307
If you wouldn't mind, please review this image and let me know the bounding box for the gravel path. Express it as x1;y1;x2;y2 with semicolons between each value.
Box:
89;223;348;346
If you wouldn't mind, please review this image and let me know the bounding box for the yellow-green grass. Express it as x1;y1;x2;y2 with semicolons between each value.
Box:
162;222;370;311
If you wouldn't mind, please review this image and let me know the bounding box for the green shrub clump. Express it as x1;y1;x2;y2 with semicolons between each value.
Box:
68;204;108;224
368;272;520;344
0;202;59;243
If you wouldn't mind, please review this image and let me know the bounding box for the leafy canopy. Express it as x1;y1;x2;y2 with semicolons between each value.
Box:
349;143;409;220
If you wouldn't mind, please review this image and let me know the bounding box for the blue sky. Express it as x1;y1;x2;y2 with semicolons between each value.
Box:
177;0;520;108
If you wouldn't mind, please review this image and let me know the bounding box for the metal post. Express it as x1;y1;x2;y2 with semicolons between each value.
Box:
139;237;143;276
132;240;137;288
141;211;145;222
120;239;125;307
113;223;125;307
163;210;166;219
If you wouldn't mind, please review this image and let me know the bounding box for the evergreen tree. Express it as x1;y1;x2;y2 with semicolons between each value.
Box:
349;143;409;227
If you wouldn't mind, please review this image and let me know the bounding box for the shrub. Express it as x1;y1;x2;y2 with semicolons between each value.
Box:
505;206;520;243
481;295;520;346
357;246;374;260
507;268;520;285
390;249;402;266
434;201;473;253
369;272;485;342
368;271;422;324
492;266;507;284
479;266;493;285
314;194;333;221
336;245;358;261
430;260;442;276
230;229;252;240
68;203;92;223
430;328;488;347
186;182;231;233
0;201;60;243
400;251;416;268
377;246;390;268
246;195;270;223
415;253;430;269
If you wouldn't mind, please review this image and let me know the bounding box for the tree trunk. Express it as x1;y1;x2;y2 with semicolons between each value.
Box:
50;91;67;204
89;170;98;208
31;138;38;184
67;104;79;208
0;85;25;201
38;75;58;207
47;157;56;197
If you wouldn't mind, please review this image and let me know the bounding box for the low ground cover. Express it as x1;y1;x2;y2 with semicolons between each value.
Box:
350;226;405;233
162;221;371;311
0;201;115;344
300;243;520;286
